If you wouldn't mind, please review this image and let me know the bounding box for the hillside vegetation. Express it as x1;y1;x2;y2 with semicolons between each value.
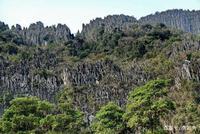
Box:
0;9;200;134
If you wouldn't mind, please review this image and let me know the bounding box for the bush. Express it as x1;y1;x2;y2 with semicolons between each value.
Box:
91;102;125;134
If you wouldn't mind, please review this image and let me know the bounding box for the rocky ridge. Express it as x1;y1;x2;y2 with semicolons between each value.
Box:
81;9;200;40
1;21;73;45
139;9;200;34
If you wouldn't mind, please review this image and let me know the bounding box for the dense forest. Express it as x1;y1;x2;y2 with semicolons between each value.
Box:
0;9;200;134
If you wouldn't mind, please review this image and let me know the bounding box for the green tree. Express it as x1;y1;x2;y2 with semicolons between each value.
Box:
0;97;53;133
52;100;84;134
124;79;175;133
0;91;85;134
91;102;125;134
53;87;84;133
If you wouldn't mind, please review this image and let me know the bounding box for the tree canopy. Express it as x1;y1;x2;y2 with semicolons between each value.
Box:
123;79;175;133
91;102;125;134
0;88;85;134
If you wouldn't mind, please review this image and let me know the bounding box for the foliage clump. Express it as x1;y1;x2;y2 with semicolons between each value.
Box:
91;102;125;134
124;79;175;133
0;88;84;134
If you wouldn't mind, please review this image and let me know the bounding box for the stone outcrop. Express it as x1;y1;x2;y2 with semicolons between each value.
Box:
0;49;63;114
1;9;200;46
167;34;200;59
11;21;73;45
62;60;151;122
82;14;137;34
81;15;137;41
176;57;200;83
81;9;200;40
139;9;200;34
0;53;152;118
169;35;200;89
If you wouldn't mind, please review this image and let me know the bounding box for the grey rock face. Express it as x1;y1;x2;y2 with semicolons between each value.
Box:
170;35;200;84
140;9;200;34
62;60;152;120
168;34;200;59
179;59;200;82
0;44;200;120
63;60;150;87
11;22;73;45
0;54;152;117
82;15;137;33
0;49;63;115
81;15;137;41
81;9;200;40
